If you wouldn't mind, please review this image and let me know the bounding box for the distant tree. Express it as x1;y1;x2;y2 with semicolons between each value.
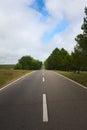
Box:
15;55;42;70
14;63;22;69
45;48;72;70
45;48;63;70
60;48;72;70
50;48;60;70
19;56;32;70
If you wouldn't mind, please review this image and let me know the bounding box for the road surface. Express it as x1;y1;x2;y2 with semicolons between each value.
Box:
0;70;87;130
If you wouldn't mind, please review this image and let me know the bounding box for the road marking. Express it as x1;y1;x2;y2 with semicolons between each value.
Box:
54;71;87;90
43;94;48;122
43;77;45;82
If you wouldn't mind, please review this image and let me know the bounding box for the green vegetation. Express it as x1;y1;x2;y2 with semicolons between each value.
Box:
45;48;72;70
15;55;42;70
72;7;87;72
45;7;87;72
0;69;32;88
0;56;42;88
0;64;15;69
56;71;87;87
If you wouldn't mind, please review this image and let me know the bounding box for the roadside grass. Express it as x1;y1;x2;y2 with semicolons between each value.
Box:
0;69;32;88
55;71;87;87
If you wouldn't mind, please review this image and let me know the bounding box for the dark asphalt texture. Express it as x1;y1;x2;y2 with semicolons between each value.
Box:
0;70;87;130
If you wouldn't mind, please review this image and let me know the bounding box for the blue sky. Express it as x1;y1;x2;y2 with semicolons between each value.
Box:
42;19;69;43
30;0;69;44
30;0;49;16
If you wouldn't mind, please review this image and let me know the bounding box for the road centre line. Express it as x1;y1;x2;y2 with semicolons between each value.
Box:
42;77;45;82
43;94;48;122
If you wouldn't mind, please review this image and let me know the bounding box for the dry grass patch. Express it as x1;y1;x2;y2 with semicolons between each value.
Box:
56;71;87;87
0;69;32;88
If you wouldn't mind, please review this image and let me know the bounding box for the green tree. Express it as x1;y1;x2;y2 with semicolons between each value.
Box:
45;48;72;70
60;48;72;70
45;48;62;70
15;55;42;70
81;7;87;34
14;63;22;69
75;7;87;70
19;56;32;70
71;45;83;72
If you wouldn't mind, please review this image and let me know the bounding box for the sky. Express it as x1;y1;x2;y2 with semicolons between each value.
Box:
0;0;87;64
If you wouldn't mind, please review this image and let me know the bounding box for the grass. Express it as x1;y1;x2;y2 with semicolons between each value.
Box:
0;64;15;69
55;71;87;87
0;69;32;88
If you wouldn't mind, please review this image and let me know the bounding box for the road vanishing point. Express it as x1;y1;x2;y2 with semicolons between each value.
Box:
0;70;87;130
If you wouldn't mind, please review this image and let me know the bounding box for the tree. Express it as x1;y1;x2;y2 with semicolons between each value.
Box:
81;7;87;34
45;48;72;70
14;63;22;69
71;45;83;72
45;48;61;70
19;56;32;70
60;48;72;70
75;7;87;70
15;55;42;70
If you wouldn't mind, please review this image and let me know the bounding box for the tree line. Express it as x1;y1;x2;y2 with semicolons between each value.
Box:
45;48;72;70
15;56;42;70
45;7;87;72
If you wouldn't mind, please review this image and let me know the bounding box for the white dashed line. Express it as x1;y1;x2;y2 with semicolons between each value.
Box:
43;94;48;122
42;77;45;82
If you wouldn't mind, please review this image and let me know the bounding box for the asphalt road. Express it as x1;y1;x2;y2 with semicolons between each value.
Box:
0;70;87;130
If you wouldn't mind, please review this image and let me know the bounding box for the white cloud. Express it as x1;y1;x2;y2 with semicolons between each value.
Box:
45;0;87;52
0;0;87;63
